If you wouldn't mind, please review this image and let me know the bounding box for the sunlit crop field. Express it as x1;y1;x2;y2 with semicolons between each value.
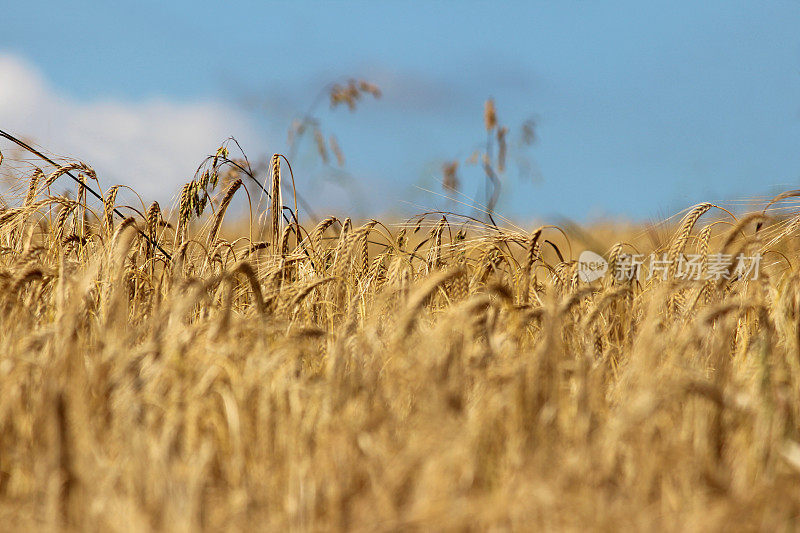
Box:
1;133;800;531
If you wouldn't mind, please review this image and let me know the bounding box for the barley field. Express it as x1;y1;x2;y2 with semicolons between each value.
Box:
1;135;800;532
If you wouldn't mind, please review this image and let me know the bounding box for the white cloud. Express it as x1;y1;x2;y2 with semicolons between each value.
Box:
0;53;265;202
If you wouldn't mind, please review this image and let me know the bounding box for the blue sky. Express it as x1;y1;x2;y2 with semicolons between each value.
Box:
1;1;800;221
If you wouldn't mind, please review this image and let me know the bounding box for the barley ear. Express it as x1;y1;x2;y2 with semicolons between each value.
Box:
269;154;282;251
668;203;712;277
208;178;242;248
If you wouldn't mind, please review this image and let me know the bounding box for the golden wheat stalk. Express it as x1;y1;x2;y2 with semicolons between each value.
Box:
207;178;242;248
269;154;282;250
40;163;96;192
667;203;712;277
